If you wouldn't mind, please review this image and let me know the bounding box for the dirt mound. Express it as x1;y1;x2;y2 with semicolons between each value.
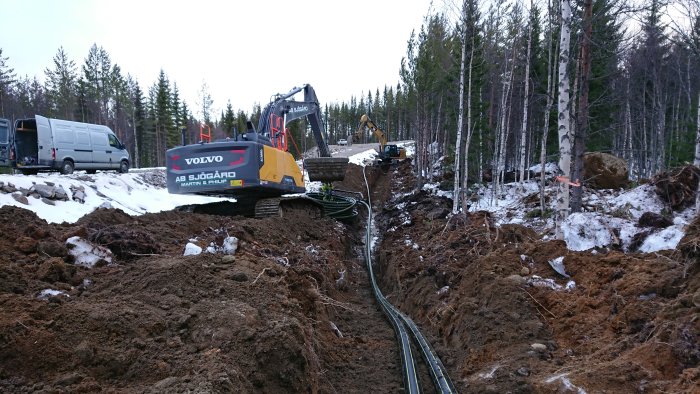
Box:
638;211;674;228
372;164;699;393
0;162;413;393
652;165;700;210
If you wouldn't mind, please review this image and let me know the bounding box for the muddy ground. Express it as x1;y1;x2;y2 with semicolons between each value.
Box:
0;161;698;393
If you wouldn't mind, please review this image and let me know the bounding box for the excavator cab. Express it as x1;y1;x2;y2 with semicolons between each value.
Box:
381;145;405;161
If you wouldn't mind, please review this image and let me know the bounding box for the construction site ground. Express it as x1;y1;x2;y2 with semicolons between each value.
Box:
0;160;698;393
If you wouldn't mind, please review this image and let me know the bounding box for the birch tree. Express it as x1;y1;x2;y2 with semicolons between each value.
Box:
452;0;481;215
453;21;468;214
197;80;214;126
540;0;557;213
518;0;534;190
555;0;573;239
461;35;477;213
493;20;518;204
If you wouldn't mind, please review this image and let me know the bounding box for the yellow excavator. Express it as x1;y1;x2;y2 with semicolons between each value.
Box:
165;84;350;218
354;114;406;163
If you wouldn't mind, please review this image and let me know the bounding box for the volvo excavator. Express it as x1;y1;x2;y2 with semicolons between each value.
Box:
354;114;406;164
165;84;350;218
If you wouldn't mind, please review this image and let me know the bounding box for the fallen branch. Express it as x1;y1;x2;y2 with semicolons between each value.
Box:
523;289;556;318
251;268;271;285
320;294;360;312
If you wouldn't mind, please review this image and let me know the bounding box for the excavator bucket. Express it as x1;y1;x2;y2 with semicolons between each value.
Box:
305;157;349;182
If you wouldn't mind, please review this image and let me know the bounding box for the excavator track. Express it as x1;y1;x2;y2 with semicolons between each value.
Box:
254;196;324;219
176;193;358;221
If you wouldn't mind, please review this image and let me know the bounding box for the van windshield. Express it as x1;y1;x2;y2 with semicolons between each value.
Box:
108;134;121;148
0;124;7;143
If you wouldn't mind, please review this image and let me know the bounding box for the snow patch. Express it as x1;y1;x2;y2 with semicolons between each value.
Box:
545;373;587;394
183;242;202;256
348;149;379;166
547;256;570;278
0;169;227;224
527;275;575;291
66;236;113;267
639;224;685;253
37;289;69;300
529;162;559;174
478;364;500;379
222;236;239;254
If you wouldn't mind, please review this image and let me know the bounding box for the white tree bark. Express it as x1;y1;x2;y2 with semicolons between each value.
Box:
461;36;476;213
494;48;515;205
452;30;467;214
695;91;700;211
540;0;555;213
518;0;534;189
555;0;572;239
625;90;634;178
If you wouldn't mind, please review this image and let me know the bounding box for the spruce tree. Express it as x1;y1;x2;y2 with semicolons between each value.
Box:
81;44;112;124
153;70;173;163
129;79;146;168
223;101;235;137
0;48;16;116
170;83;182;147
586;0;624;152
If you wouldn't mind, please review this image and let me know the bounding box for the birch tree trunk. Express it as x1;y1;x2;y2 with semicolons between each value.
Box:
494;47;515;205
540;0;556;213
625;90;634;178
462;36;476;214
556;0;573;239
431;96;443;183
518;0;534;190
452;27;468;214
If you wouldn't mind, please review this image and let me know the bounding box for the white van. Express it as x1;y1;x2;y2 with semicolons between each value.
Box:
11;115;130;175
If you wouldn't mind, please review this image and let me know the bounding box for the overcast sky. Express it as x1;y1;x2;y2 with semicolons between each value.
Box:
0;0;436;118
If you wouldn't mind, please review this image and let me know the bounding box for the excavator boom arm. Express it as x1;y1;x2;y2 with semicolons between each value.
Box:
355;114;388;147
258;84;331;157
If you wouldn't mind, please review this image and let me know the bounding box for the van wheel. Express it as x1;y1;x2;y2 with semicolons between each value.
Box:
60;160;74;175
118;160;129;173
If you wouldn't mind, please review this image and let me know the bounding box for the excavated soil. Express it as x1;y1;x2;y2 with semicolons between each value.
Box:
376;161;699;393
0;160;698;393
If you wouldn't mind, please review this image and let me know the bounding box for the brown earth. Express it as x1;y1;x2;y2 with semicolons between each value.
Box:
0;161;698;393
